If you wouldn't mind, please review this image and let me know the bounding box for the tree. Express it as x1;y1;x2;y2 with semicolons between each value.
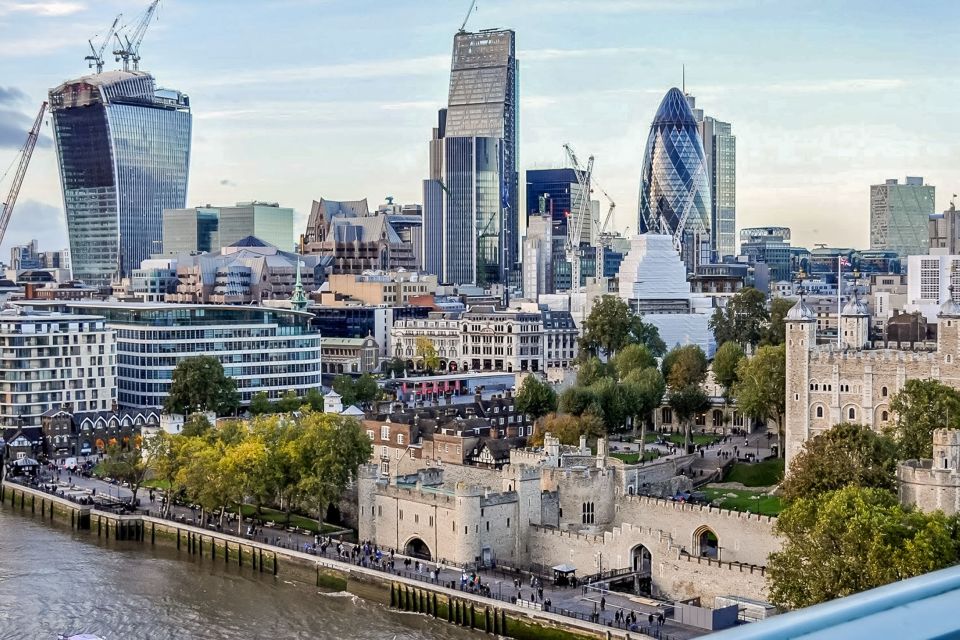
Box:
180;413;212;438
576;356;611;387
887;379;960;460
763;297;794;346
305;387;324;412
708;288;769;348
662;344;708;389
768;486;959;610
293;412;372;522
164;356;239;416
277;389;303;413
629;316;667;357
559;386;595;416
712;341;745;403
733;345;787;457
415;336;440;372
148;431;200;517
581;296;634;357
669;384;710;453
385;357;406;378
332;375;382;407
622;367;666;448
586;377;629;434
219;435;270;534
780;423;897;503
612;344;656;381
528;412;605;447
100;440;155;507
514;375;558;423
250;392;273;416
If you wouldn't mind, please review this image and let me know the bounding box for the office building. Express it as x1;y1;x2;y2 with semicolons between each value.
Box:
525;168;592;291
522;213;553;299
302;198;417;274
310;305;432;361
0;306;116;427
422;29;519;286
687;94;736;261
324;271;438;306
929;203;960;255
49;70;191;286
638;88;712;272
905;254;960;322
870;177;935;257
163;202;295;255
739;227;793;285
9;240;70;273
23;301;322;409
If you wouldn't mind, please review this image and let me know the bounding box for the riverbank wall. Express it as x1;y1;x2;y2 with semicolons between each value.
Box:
1;481;645;640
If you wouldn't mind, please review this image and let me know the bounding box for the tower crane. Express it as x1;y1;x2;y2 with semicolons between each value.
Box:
563;143;594;292
459;0;478;32
592;175;617;278
114;0;160;72
84;14;121;74
0;102;47;248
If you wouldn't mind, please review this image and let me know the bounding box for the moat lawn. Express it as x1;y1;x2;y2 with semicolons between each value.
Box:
700;487;783;516
610;450;661;464
722;458;784;487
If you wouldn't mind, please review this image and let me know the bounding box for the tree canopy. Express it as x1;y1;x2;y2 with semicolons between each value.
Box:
780;423;897;503
514;375;558;423
612;343;657;380
581;296;635;357
164;356;239;416
415;336;440;371
887;379;960;460
668;384;710;452
768;486;959;610
332;373;383;407
622;367;666;442
764;297;794;346
528;412;605;447
662;344;708;389
733;344;786;456
712;341;745;400
709;288;769;348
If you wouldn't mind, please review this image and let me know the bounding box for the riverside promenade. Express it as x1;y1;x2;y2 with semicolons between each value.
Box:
1;479;672;640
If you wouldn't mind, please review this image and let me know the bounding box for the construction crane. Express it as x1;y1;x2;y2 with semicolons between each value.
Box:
459;0;478;32
592;175;617;278
84;14;121;74
114;0;160;72
0;102;47;248
562;143;594;292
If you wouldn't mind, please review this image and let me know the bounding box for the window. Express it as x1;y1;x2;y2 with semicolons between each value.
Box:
506;518;510;528
816;406;823;418
380;426;389;440
661;408;673;424
366;430;374;441
581;502;595;525
848;407;856;420
397;433;405;445
881;411;889;422
881;386;888;397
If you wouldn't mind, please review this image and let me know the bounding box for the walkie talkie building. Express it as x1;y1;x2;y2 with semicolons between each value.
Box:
638;87;711;273
49;70;191;287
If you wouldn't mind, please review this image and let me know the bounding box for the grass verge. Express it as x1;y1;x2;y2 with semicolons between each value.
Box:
700;487;782;515
723;458;784;487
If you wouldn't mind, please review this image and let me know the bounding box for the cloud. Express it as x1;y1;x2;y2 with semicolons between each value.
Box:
219;178;237;187
521;46;662;61
520;0;757;12
0;87;26;104
762;78;907;95
0;1;86;17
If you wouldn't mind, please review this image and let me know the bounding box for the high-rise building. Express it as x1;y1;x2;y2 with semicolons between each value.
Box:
870;177;934;257
929;202;960;255
638;88;712;273
739;227;793;285
522;213;553;299
422;29;518;287
162;202;295;255
524;168;591;291
687;94;736;261
49;71;191;286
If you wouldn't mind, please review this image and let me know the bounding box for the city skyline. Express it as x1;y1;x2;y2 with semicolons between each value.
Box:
1;0;958;258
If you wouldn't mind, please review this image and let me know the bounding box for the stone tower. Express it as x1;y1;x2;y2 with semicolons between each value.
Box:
839;293;870;350
933;429;960;471
937;291;960;360
784;294;816;466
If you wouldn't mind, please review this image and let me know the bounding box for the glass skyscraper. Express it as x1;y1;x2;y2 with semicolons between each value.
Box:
49;70;191;286
422;29;518;287
638;87;712;273
687;93;736;262
870;177;935;257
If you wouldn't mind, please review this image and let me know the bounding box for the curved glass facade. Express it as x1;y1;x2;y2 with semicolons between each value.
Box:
638;87;711;271
50;71;191;287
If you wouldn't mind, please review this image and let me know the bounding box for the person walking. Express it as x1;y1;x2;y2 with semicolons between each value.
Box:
600;596;606;612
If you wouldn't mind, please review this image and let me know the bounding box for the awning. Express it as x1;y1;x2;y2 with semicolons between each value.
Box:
552;564;577;574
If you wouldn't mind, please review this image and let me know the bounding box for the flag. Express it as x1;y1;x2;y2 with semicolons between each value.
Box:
840;257;851;268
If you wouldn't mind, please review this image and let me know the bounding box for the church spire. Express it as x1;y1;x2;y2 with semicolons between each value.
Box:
290;259;308;311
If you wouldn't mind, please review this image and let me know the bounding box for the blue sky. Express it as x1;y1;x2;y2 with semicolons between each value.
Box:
1;0;958;257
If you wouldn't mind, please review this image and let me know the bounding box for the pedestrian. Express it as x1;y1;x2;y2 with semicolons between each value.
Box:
648;613;654;626
600;596;605;612
658;612;665;627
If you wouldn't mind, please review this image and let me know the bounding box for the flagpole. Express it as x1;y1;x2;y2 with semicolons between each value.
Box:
837;255;842;347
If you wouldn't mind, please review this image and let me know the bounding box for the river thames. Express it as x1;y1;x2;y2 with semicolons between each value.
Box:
0;508;473;640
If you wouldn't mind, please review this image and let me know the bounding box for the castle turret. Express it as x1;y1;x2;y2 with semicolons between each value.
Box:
785;292;816;466
933;428;960;471
840;292;870;350
937;287;960;361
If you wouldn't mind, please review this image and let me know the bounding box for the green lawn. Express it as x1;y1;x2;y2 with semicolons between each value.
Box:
237;504;342;534
723;458;785;487
611;450;661;464
141;478;171;490
701;487;783;515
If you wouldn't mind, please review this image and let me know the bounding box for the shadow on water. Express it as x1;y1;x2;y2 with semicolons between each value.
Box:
0;507;477;640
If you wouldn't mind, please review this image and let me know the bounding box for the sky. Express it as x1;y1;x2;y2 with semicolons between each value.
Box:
1;0;958;258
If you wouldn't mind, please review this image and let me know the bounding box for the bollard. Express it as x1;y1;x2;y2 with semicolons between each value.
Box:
273;552;277;576
151;522;155;545
259;549;264;573
31;495;35;513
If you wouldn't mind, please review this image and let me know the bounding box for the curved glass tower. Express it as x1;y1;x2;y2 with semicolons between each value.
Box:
638;87;711;272
50;70;191;287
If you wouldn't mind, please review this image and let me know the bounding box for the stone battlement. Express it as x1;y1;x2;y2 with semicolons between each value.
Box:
622;494;777;523
898;461;960;487
529;523;606;544
809;346;941;364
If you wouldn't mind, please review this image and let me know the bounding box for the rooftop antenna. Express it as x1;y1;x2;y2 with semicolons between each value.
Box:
113;0;160;72
459;0;477;33
682;64;685;94
85;14;121;74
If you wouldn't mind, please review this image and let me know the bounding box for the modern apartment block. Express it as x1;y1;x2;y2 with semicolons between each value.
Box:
870;177;935;257
49;70;191;286
19;301;322;409
162;202;295;255
0;306;117;427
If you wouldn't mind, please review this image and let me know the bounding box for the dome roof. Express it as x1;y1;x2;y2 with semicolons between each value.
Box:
786;298;815;321
651;87;698;127
841;297;870;317
939;298;960;318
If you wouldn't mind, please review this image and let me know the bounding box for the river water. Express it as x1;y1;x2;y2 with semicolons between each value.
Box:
0;507;474;640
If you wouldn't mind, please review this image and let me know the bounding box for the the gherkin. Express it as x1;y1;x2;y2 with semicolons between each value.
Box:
638;87;712;272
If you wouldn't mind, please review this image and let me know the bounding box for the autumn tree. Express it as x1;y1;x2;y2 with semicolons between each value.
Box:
886;379;960;460
165;356;239;416
528;412;605;447
734;344;786;457
101;440;155;506
514;375;558;424
415;336;440;371
768;486;959;610
661;344;709;389
780;423;897;503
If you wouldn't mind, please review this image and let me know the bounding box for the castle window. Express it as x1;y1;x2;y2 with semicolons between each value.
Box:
507;518;510;528
661;408;673;424
882;411;889;422
582;502;595;525
486;522;490;531
816;406;824;418
946;459;950;469
377;505;382;517
881;387;888;397
848;407;856;420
